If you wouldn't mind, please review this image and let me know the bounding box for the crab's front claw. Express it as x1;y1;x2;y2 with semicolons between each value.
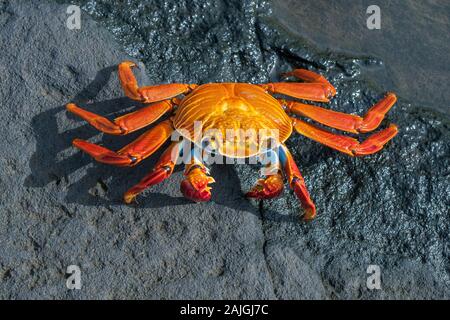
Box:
245;174;284;200
180;167;215;202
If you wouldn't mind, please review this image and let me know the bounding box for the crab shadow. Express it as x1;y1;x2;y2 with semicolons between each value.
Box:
25;65;328;223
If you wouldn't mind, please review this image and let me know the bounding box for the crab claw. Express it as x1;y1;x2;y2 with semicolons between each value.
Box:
180;167;215;202
245;174;284;199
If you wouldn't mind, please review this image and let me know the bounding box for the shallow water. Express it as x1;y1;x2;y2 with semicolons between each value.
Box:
272;0;450;113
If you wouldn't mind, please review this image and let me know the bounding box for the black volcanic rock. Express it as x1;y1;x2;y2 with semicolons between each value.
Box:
0;0;448;299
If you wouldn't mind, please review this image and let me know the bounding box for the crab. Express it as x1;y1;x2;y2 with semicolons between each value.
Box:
67;61;398;220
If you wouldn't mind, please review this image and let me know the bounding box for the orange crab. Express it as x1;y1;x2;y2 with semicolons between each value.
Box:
67;61;398;220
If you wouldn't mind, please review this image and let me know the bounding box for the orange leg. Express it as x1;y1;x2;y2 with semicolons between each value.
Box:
73;119;173;166
281;92;397;133
279;145;316;220
119;61;197;102
246;150;284;199
66;100;174;135
292;118;398;156
123;141;183;203
260;82;334;103
282;69;337;96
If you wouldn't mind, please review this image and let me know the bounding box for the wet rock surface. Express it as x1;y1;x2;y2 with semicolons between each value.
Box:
0;0;448;299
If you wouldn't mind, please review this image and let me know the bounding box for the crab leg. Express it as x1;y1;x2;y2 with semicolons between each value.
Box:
180;148;215;202
280;93;397;133
292;118;398;156
279;144;316;220
282;69;337;96
124;141;183;203
72;119;173;166
246;149;284;199
119;61;197;102
260;82;334;103
260;68;336;102
66;100;174;135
